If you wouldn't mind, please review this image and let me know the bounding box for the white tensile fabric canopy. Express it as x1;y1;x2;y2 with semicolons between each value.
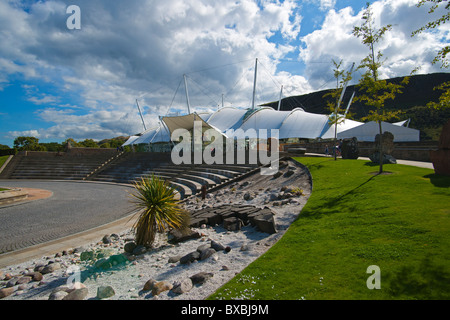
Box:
124;106;420;145
337;121;420;142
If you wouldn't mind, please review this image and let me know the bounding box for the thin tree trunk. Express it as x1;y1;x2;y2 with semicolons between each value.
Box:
378;120;383;174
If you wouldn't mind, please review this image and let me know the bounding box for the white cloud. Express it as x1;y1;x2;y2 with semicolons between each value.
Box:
298;0;448;88
1;0;448;143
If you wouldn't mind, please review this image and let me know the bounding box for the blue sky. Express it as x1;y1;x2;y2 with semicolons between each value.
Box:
0;0;448;147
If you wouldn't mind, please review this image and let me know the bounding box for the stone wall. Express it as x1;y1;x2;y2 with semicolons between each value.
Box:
298;140;438;162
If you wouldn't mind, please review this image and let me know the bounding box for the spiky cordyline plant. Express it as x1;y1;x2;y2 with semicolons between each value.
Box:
130;175;184;247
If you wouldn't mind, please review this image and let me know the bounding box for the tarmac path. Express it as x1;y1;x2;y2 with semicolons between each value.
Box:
0;180;137;255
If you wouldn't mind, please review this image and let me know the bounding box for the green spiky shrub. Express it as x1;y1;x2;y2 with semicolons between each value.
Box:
130;175;187;247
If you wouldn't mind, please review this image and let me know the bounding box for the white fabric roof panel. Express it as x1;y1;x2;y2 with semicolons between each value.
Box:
122;135;140;146
206;107;249;133
337;121;420;142
123;106;420;146
279;109;331;139
132;125;171;144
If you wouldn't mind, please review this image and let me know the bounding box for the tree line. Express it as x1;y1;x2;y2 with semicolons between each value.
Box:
0;136;127;153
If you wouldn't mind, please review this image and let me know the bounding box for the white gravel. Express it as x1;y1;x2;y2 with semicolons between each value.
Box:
0;160;311;300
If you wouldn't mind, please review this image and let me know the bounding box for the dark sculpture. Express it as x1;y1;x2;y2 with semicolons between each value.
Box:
369;131;397;164
341;137;359;159
430;119;450;176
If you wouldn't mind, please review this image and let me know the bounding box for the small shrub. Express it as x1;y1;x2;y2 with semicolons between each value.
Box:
130;175;187;247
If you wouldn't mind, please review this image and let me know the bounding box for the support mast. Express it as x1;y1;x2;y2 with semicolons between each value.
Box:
136;99;147;131
183;74;191;114
277;85;284;111
251;58;258;110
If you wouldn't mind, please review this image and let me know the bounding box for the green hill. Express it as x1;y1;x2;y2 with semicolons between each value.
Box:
264;73;450;141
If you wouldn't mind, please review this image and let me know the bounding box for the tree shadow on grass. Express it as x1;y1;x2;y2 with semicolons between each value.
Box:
386;256;450;299
300;174;379;219
423;174;450;188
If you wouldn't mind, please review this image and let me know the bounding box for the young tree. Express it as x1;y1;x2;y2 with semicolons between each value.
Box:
353;3;409;174
323;59;353;160
412;0;449;69
412;0;450;110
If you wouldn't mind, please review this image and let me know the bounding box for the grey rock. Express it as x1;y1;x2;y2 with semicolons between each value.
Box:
124;242;137;254
97;286;115;299
196;244;211;253
6;277;18;288
62;288;89;300
168;255;182;263
132;245;147;256
223;217;243;231
48;291;68;300
41;262;61;274
240;244;249;251
102;235;111;244
211;240;226;251
200;248;216;260
180;251;200;264
269;193;279;201
243;192;253;201
284;170;295;177
190;272;213;285
172;278;193;294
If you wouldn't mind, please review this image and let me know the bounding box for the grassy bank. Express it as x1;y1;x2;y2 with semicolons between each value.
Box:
209;157;450;300
0;156;8;168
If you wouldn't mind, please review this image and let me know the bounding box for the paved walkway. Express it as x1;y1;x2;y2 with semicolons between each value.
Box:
0;180;138;268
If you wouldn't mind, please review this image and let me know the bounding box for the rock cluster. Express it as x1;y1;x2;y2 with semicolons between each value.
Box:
189;204;277;234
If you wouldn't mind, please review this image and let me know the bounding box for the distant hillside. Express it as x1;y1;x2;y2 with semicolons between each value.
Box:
264;73;450;140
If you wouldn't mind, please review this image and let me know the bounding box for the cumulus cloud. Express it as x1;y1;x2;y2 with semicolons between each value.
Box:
1;0;448;143
299;0;448;88
1;0;308;141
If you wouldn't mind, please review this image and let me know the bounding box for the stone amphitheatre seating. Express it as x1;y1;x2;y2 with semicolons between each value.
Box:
1;150;261;200
90;152;260;199
0;148;120;181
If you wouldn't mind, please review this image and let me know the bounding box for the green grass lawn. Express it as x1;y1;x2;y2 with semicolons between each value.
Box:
0;155;8;168
208;157;450;300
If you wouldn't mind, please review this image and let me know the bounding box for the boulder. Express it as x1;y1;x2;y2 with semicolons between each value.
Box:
211;240;226;251
369;152;397;164
168;228;201;243
143;279;157;291
200;248;216;260
250;211;277;234
102;235;111;244
48;291;68;300
180;251;200;264
190;272;213;285
0;287;15;299
172;278;193;294
41;262;61;274
124;242;137;254
62;288;89;300
132;245;147;256
152;281;173;296
25;272;43;282
223;217;243;231
97;286;115;299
